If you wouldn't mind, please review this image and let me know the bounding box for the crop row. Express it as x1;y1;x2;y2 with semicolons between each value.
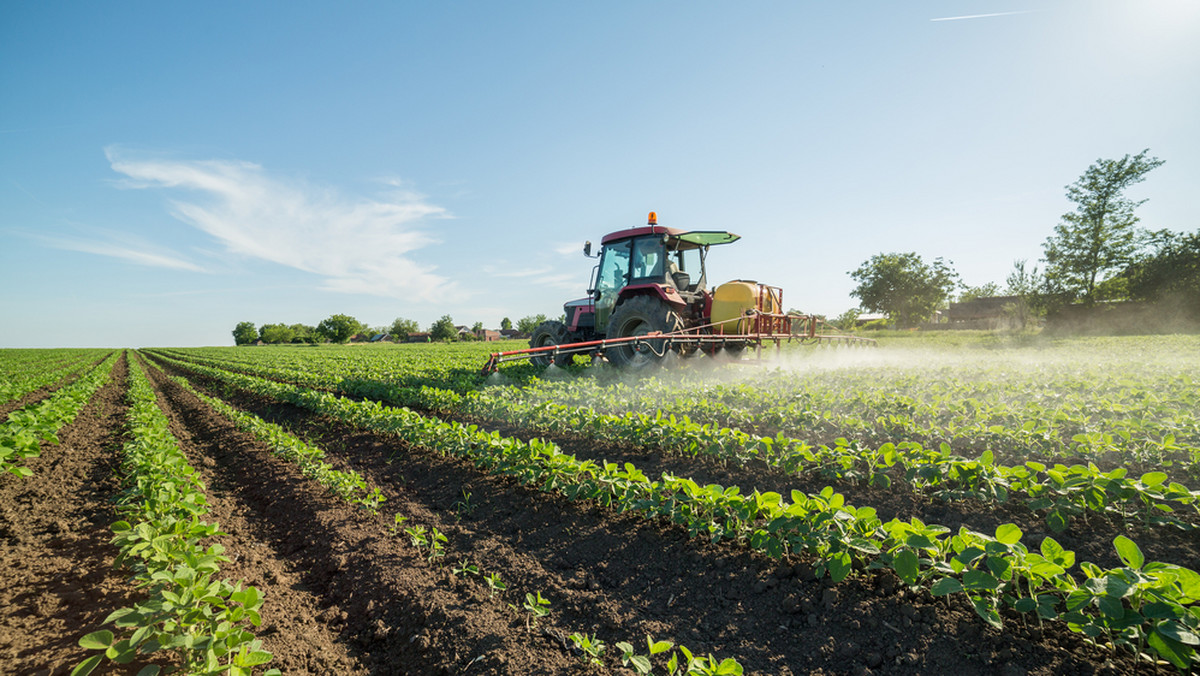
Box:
75;356;275;676
0;349;105;405
1;352;119;478
149;338;1200;470
149;357;745;675
147;349;1200;535
155;353;1200;670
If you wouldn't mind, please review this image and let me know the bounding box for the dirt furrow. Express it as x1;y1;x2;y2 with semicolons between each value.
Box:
141;355;587;675
0;352;134;674
149;354;1162;675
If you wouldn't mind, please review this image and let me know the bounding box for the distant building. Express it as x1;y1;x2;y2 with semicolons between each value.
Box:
406;332;432;343
499;329;526;339
945;296;1021;329
476;329;501;341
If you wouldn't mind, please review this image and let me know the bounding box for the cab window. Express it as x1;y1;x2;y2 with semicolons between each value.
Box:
631;237;665;281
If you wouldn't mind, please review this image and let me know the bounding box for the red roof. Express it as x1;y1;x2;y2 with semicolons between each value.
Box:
600;225;686;245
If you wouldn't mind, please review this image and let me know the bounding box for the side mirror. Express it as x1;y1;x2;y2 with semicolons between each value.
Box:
584;241;592;257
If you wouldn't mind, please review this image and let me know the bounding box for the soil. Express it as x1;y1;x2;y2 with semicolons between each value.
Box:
0;353;135;675
133;352;1176;675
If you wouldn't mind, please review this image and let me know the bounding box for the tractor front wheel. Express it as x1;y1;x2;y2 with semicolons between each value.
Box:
606;296;685;370
529;321;572;367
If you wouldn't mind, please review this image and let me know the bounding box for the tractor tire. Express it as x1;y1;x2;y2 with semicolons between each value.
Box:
606;295;685;370
529;321;572;367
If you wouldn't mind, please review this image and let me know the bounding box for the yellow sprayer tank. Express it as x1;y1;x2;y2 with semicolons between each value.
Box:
711;280;781;335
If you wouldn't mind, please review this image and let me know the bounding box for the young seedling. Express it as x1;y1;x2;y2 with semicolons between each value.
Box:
516;591;551;628
452;558;479;578
568;632;606;665
484;572;507;599
388;513;409;537
454;489;475;520
404;524;428;548
426;527;448;563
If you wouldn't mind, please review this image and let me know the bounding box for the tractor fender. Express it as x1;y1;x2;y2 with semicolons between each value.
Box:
617;284;688;311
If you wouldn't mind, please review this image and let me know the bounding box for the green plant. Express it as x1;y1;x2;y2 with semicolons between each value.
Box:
452;558;479;578
484;572;507;599
568;632;606;665
516;591;550;628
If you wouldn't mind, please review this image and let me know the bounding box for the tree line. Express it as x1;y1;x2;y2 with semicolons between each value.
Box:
847;149;1198;328
233;313;556;345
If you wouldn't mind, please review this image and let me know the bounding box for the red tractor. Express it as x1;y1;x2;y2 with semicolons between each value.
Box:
481;212;872;374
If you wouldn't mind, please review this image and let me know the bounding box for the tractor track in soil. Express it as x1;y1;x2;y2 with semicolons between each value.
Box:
149;353;1165;675
0;352;134;675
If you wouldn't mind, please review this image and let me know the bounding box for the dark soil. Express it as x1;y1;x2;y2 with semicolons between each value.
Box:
145;352;1173;675
0;352;134;675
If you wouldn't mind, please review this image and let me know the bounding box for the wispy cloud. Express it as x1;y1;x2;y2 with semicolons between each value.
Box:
105;147;457;302
555;242;586;256
930;10;1040;22
40;232;205;272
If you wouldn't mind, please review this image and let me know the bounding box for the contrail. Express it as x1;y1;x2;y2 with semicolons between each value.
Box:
931;10;1040;22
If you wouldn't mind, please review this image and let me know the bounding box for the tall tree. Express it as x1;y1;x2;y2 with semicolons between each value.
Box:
316;314;367;343
429;315;457;342
848;252;959;328
1042;149;1164;303
258;323;295;344
500;317;513;331
232;321;257;346
516;314;547;335
1121;228;1200;304
390;317;419;341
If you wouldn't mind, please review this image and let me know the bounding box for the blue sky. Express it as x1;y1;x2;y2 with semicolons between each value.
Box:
2;1;1197;348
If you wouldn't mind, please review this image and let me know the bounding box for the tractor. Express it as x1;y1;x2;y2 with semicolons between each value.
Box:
481;212;872;375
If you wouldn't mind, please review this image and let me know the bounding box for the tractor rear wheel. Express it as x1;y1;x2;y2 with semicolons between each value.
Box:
529;321;572;367
606;296;685;369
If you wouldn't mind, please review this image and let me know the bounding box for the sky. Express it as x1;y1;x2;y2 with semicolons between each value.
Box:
2;1;1198;348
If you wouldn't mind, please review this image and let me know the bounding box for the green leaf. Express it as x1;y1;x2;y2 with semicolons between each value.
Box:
972;597;1003;629
963;570;999;591
70;655;104;676
930;577;964;596
1013;597;1037;613
78;630;114;650
1140;471;1168;487
893;549;919;585
1148;628;1191;670
994;523;1022;545
1157;621;1200;646
714;658;744;675
1113;535;1145;570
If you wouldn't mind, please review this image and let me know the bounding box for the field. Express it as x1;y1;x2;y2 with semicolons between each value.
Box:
1;334;1198;675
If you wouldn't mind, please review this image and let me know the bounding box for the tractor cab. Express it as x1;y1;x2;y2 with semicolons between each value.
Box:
583;213;739;332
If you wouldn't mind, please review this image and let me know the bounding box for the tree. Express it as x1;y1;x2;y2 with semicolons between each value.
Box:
259;323;295;344
1121;228;1200;304
500;317;513;331
232;321;257;346
316;314;367;343
1042;149;1165;304
516;314;547;335
471;321;484;333
390;317;419;341
848;252;959;328
958;282;1000;303
429;315;457;342
289;323;318;344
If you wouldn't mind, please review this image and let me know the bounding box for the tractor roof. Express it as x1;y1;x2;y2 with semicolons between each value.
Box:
600;226;740;247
